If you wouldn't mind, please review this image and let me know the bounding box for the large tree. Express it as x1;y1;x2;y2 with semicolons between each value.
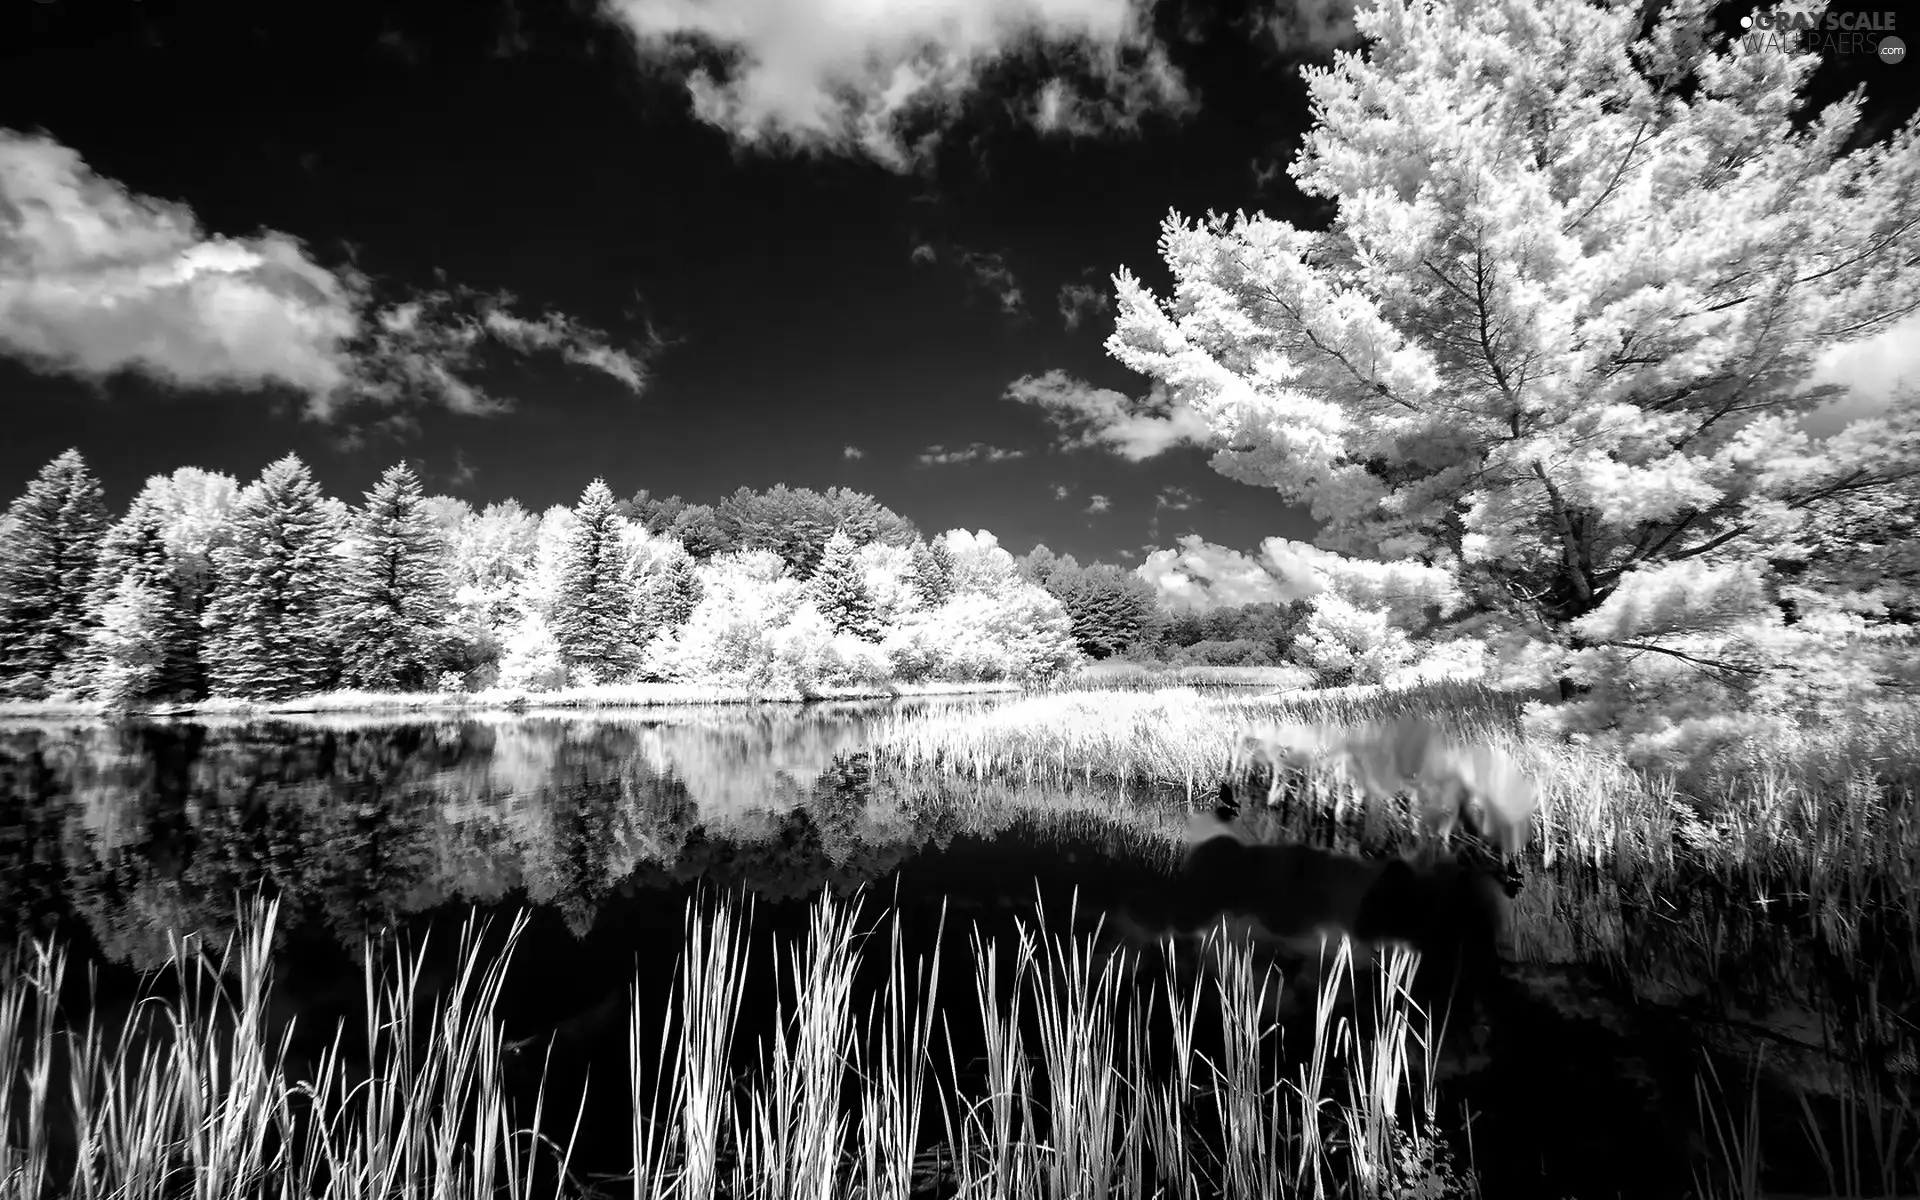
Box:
338;464;452;691
553;479;638;683
1106;0;1920;736
810;529;880;640
0;450;110;699
202;455;340;701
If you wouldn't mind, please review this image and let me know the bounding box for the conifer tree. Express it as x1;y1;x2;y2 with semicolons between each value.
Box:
912;539;953;608
552;478;638;682
201;455;340;701
338;463;451;691
635;550;702;641
810;529;880;640
0;449;109;699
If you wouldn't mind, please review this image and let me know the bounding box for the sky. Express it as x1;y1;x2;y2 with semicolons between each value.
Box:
1;0;1915;603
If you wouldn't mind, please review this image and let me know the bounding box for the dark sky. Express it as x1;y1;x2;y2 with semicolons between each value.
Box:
1;0;1913;571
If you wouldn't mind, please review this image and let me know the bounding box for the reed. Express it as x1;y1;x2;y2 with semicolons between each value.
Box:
868;682;1920;899
3;891;1487;1200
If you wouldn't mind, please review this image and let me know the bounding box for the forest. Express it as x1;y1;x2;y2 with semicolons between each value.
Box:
0;453;1315;707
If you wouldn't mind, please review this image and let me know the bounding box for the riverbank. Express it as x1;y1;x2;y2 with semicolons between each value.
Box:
0;679;1029;722
0;662;1326;725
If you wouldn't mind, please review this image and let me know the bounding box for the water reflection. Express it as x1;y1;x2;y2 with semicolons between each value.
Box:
1;706;1916;1197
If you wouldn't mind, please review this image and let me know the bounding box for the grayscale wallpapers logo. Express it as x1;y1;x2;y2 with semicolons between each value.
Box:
1738;9;1903;61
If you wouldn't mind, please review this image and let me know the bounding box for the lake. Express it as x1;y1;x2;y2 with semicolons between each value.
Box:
0;700;1909;1198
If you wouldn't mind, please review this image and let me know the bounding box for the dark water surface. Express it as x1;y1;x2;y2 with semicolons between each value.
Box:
1;702;1912;1198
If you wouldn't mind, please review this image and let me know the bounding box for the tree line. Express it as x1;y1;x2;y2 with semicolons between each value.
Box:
0;451;1287;706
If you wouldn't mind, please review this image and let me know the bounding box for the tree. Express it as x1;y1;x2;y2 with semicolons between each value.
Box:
910;539;952;608
634;549;703;642
1017;544;1068;587
202;455;340;701
337;464;451;691
78;471;238;702
89;576;169;708
552;479;638;683
809;529;880;640
0;450;110;699
669;504;728;559
1105;0;1920;741
1050;562;1159;658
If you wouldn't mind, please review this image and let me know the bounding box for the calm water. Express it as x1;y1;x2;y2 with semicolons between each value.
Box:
1;701;1911;1197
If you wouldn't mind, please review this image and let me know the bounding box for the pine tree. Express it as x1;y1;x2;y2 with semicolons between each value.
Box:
810;529;880;640
552;479;638;683
635;551;702;641
338;463;451;691
201;455;340;701
912;539;953;608
0;449;109;699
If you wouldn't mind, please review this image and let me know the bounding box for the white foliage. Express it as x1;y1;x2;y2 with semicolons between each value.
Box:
854;541;920;625
937;529;1021;595
1288;591;1418;685
1099;0;1920;745
641;550;807;684
513;505;579;623
496;612;570;692
885;583;1080;682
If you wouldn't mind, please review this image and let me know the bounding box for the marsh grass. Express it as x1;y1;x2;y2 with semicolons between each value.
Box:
4;892;1476;1200
867;682;1920;897
1053;663;1319;693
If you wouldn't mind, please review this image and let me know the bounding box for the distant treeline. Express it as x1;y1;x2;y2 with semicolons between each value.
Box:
0;451;1312;706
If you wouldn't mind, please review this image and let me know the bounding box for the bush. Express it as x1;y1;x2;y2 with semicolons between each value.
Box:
1169;638;1275;667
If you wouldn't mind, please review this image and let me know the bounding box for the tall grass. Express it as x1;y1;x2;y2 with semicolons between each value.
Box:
868;682;1920;895
4;892;1477;1200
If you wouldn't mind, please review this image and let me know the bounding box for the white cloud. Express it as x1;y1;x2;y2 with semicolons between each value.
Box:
909;241;939;265
0;130;650;418
1802;311;1920;437
1084;492;1110;513
916;441;1027;466
604;0;1189;170
1051;482;1072;500
1134;533;1320;612
1154;484;1197;510
1056;278;1111;331
1005;368;1214;460
843;444;866;459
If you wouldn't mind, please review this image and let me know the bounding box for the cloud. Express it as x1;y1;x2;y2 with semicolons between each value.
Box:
916;441;1026;466
1134;534;1320;612
0;130;651;419
1154;484;1197;510
1004;369;1214;460
1802;311;1920;437
913;238;1027;315
958;248;1024;315
447;449;480;488
1056;278;1111;331
604;0;1189;171
842;444;866;459
1051;482;1072;500
1084;493;1110;513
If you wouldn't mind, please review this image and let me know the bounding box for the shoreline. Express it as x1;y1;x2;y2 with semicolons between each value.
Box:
0;666;1315;725
0;679;1029;723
